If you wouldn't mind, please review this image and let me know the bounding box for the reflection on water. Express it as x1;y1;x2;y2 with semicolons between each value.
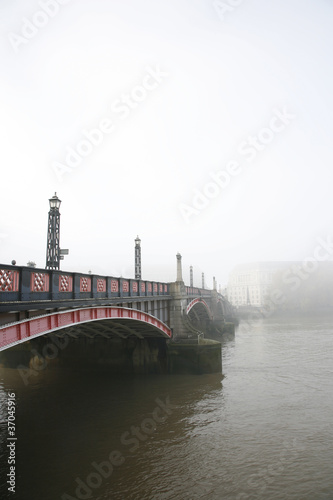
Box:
1;316;333;499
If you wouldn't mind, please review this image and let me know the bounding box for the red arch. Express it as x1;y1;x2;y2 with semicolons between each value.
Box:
0;306;172;352
186;298;212;318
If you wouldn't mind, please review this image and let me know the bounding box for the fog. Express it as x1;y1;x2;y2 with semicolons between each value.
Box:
1;0;332;287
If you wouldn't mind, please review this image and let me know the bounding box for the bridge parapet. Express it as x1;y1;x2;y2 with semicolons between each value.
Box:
185;286;211;298
0;264;170;306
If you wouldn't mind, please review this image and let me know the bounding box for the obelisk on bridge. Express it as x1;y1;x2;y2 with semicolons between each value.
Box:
176;253;183;282
213;276;217;291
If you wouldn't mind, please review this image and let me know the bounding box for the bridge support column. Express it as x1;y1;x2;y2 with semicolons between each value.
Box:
209;289;225;335
169;281;189;339
210;289;224;320
169;253;193;339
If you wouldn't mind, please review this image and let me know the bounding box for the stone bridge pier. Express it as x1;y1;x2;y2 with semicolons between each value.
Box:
169;254;233;341
169;253;190;339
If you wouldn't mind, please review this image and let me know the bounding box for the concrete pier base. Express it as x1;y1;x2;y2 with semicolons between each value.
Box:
167;339;222;374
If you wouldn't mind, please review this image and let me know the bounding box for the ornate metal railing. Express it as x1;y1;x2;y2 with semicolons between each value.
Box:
0;264;170;303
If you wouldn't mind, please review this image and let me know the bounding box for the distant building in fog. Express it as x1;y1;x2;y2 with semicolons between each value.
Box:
227;262;292;307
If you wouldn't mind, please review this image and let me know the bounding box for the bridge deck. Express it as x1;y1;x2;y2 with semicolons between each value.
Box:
0;264;209;312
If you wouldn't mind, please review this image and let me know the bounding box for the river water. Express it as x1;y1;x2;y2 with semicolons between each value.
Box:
0;315;333;500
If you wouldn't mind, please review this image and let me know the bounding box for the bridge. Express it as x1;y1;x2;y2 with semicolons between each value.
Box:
0;255;235;374
0;253;234;350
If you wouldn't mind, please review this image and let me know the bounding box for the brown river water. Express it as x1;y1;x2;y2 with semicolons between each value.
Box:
0;315;333;500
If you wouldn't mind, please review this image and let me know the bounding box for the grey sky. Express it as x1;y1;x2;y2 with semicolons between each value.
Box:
1;0;332;286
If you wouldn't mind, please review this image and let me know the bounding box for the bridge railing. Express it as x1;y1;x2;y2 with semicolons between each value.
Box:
0;265;170;303
185;286;212;297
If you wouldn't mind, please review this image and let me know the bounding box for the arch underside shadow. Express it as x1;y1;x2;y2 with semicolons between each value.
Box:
186;299;212;333
0;306;172;352
186;298;212;322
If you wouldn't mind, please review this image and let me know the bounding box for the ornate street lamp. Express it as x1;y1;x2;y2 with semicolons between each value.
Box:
46;193;61;270
135;236;142;279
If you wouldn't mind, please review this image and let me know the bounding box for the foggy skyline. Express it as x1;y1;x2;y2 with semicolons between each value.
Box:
1;0;332;286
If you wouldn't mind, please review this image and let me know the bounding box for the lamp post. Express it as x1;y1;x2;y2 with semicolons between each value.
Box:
135;236;142;279
46;193;61;270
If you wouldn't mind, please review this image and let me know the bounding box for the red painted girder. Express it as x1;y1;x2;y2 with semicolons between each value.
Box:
0;306;171;352
186;298;212;318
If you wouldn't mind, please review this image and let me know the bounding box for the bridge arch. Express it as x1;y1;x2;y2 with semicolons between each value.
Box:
0;306;172;352
186;298;212;318
186;298;212;324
